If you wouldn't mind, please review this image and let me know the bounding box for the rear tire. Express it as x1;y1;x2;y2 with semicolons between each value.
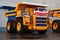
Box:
6;21;16;33
52;20;60;32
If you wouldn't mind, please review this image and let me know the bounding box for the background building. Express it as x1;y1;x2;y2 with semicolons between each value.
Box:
0;0;60;27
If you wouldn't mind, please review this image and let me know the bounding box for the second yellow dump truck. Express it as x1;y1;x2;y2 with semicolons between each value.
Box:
49;8;60;32
5;2;50;34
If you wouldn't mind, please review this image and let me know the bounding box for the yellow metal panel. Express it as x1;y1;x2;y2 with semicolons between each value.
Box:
28;26;48;30
5;10;16;17
48;18;52;27
28;8;34;29
53;12;57;17
54;8;60;10
16;10;21;17
35;26;48;30
25;8;29;14
15;2;22;11
33;15;36;29
5;14;16;17
23;16;30;25
23;17;26;25
30;8;33;16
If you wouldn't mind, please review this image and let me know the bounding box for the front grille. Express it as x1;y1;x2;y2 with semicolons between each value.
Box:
36;17;47;26
36;17;47;20
36;24;46;26
36;21;46;23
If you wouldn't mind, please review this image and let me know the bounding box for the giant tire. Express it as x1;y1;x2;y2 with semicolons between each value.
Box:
15;19;23;33
38;30;47;34
15;17;26;33
52;20;60;32
6;21;16;33
15;18;29;33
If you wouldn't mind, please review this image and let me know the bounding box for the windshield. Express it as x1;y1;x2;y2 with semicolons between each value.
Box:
39;8;47;11
35;8;47;11
35;8;38;11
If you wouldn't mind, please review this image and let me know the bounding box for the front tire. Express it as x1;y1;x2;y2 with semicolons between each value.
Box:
15;18;29;34
52;20;60;32
15;20;22;33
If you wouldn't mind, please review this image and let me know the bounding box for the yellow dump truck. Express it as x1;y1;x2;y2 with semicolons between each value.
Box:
5;2;50;34
49;8;60;32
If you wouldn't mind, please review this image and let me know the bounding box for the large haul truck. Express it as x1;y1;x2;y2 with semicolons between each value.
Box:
5;2;50;34
49;8;60;32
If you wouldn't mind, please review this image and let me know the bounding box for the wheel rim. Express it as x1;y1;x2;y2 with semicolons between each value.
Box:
7;22;10;31
53;23;58;30
17;22;21;32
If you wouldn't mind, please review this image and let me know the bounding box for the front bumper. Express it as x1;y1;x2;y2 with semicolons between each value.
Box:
28;26;49;31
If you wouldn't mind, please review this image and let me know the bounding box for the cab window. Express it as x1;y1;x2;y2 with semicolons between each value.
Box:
39;8;47;11
35;8;38;11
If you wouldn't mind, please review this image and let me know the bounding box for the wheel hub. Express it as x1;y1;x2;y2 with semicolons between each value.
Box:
17;22;21;32
7;23;10;30
53;23;58;30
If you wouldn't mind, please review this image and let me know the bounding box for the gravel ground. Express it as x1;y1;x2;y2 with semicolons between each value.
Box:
0;27;60;40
